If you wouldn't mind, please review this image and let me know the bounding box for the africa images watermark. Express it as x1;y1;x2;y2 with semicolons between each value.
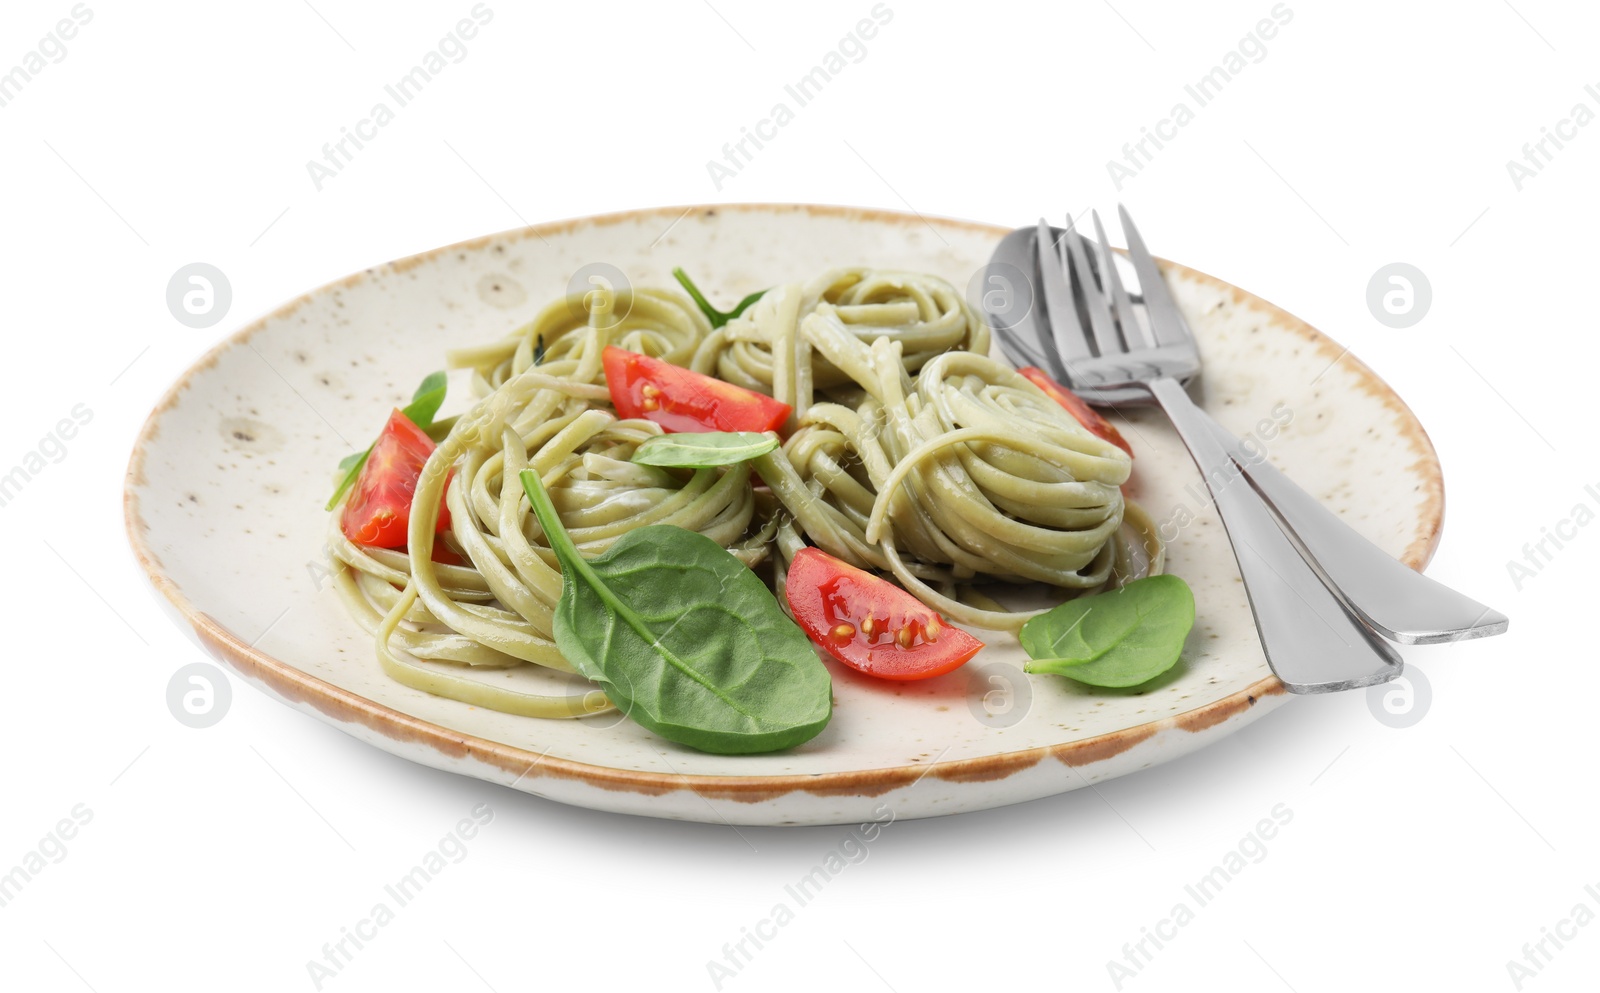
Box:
0;803;94;910
305;4;495;191
1504;883;1600;989
305;803;494;988
1504;481;1600;591
705;3;894;192
705;802;897;989
0;403;94;510
1106;2;1294;191
1106;803;1294;989
0;4;95;111
1155;401;1293;543
1505;83;1600;192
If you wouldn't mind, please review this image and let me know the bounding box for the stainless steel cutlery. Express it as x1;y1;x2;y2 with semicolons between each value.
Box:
984;207;1506;692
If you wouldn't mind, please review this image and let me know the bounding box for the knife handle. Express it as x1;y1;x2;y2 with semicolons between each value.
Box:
1148;377;1401;693
1200;416;1507;644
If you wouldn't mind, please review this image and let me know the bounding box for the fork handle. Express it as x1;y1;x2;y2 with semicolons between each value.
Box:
1200;416;1508;644
1147;377;1402;693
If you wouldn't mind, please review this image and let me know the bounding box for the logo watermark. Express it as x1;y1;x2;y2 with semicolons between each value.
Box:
966;661;1032;728
1365;263;1430;328
166;263;232;329
1366;665;1430;729
566;262;633;326
966;259;1035;334
166;662;232;729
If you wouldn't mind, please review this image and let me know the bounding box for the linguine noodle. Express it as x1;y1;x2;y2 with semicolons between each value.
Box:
327;268;1161;719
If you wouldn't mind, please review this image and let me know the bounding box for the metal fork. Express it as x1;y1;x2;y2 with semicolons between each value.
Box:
986;207;1506;692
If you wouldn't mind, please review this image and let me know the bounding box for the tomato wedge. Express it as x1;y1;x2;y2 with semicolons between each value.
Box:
602;345;791;434
785;547;983;681
340;409;451;548
1017;366;1133;456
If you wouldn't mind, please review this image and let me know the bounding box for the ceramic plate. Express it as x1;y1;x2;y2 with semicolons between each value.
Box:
124;204;1443;825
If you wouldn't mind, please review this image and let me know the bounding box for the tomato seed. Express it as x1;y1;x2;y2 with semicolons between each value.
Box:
831;624;855;640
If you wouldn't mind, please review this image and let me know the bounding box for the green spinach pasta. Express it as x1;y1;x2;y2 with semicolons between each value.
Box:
325;267;1162;721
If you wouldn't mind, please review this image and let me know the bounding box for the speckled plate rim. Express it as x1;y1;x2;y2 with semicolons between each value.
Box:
123;202;1445;804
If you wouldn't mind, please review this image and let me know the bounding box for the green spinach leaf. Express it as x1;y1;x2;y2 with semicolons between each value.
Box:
325;371;449;511
402;370;448;426
631;431;779;469
1020;575;1195;688
519;468;831;754
672;267;766;329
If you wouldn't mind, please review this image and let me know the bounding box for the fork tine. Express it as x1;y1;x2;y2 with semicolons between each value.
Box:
1117;203;1192;348
1092;209;1153;351
1034;219;1092;374
1063;215;1122;358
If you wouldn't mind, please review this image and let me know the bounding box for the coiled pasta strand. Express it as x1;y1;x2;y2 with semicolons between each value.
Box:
328;267;1160;721
328;287;764;717
750;305;1156;630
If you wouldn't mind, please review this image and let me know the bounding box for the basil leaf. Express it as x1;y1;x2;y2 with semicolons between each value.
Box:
325;450;371;511
533;334;546;366
632;431;779;469
519;468;831;754
424;415;458;444
1020;575;1195;688
325;371;447;511
403;371;448;427
672;267;766;329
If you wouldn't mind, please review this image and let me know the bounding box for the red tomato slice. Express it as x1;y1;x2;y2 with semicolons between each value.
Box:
1018;366;1133;456
340;409;452;548
602;345;791;434
785;547;983;681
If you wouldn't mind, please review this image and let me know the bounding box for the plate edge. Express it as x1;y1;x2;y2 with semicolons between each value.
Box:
121;202;1442;802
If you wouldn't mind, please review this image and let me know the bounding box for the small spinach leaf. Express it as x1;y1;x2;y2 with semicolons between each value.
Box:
1020;575;1195;688
519;468;831;754
672;267;766;329
325;371;448;510
632;431;779;469
403;371;448;427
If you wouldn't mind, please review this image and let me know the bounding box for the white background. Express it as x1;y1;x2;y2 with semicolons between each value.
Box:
1;1;1594;990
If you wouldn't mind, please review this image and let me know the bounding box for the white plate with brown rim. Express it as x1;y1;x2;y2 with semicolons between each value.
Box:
123;203;1443;826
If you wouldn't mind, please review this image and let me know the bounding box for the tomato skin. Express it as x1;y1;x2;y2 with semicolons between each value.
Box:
785;547;983;681
1017;366;1133;456
602;345;791;434
340;409;451;548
